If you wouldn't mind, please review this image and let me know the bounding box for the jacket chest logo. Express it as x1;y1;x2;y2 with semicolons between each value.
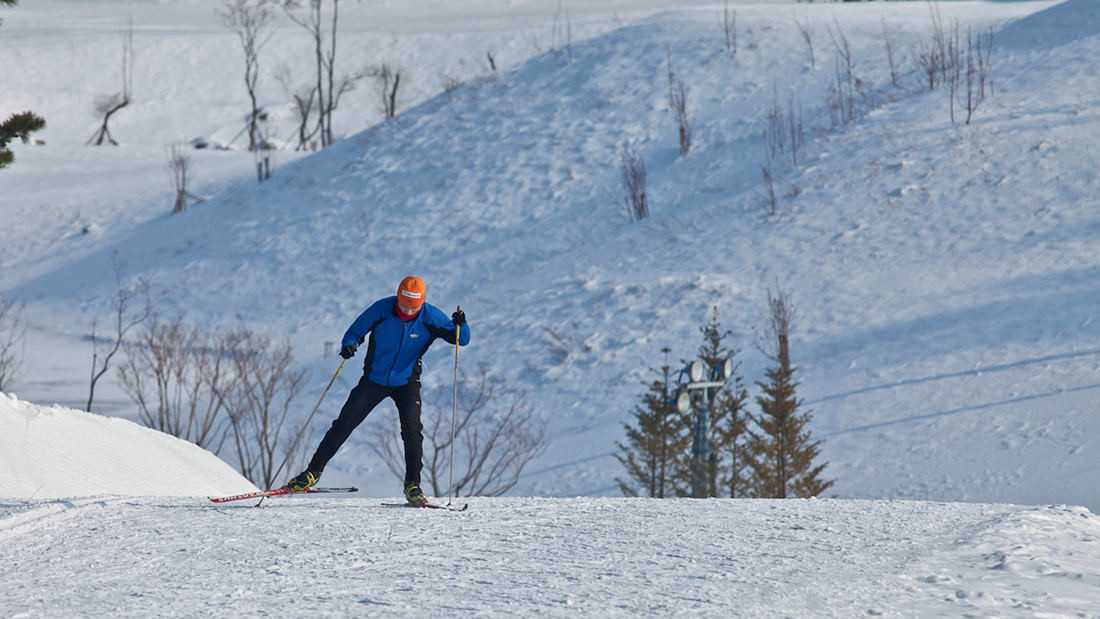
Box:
410;332;420;339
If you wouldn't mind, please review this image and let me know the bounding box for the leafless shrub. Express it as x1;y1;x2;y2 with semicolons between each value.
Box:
826;20;857;127
0;295;25;392
664;48;692;155
914;1;952;92
765;87;802;167
765;87;786;162
787;94;804;168
914;40;939;91
88;22;133;146
168;144;205;214
275;66;320;151
87;259;150;413
882;18;899;88
551;0;572;61
794;17;814;69
217;329;308;489
723;1;737;56
962;27;993;125
370;63;402;119
946;20;962;124
762;165;777;216
621;141;649;221
118;316;233;452
368;368;548;497
670;77;692;156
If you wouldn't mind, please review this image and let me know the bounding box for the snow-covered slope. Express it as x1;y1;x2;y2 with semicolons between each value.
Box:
2;496;1099;617
0;393;254;498
7;0;1100;510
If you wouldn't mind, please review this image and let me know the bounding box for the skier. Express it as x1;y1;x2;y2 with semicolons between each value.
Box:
285;275;470;506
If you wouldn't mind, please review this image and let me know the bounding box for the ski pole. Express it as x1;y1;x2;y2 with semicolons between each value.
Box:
257;357;347;507
448;306;461;507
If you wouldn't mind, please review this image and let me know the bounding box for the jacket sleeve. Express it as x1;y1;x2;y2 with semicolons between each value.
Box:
426;305;471;346
342;299;386;348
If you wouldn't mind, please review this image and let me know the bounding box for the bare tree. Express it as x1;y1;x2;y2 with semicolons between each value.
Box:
826;20;856;127
368;368;548;497
218;329;308;488
370;63;402;119
946;19;962;124
762;165;777;216
551;0;573;60
220;0;275;152
914;1;951;92
621;141;648;221
88;21;133;146
670;77;692;156
284;0;361;147
722;1;737;56
787;93;804;168
882;18;899;88
87;260;150;413
794;17;814;69
962;26;993;125
486;50;497;73
168;144;205;214
0;295;25;392
275;66;320;151
765;86;786;162
117;316;233;452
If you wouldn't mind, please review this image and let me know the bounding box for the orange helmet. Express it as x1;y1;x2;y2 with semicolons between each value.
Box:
396;276;427;314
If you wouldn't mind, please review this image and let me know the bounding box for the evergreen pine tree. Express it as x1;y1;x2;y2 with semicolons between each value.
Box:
615;361;690;498
1;3;46;169
745;290;833;498
0;112;46;169
716;373;751;497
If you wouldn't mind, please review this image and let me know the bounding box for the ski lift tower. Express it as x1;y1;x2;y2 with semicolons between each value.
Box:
675;357;736;498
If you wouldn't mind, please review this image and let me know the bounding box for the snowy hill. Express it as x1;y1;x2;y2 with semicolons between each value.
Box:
5;0;1100;510
0;393;254;498
2;496;1099;616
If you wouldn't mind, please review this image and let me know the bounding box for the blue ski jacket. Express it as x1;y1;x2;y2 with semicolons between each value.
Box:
341;296;471;387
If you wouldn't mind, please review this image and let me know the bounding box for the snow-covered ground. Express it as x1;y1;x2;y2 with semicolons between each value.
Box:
5;0;1100;512
3;496;1099;617
0;393;253;498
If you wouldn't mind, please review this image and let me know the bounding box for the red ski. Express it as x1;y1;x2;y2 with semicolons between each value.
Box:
209;486;359;504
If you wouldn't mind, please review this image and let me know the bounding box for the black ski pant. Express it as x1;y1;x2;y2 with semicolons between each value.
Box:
307;375;423;486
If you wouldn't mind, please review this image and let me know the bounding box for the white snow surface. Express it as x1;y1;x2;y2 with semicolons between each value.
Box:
2;496;1100;617
0;393;254;498
5;0;1100;512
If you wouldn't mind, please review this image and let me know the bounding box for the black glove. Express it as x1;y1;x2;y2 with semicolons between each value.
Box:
339;343;357;359
452;308;466;327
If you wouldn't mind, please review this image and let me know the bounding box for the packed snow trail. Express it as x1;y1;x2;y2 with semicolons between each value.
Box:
3;497;1099;617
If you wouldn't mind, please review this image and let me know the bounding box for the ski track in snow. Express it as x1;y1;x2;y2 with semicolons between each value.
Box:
4;497;1100;617
6;0;1100;510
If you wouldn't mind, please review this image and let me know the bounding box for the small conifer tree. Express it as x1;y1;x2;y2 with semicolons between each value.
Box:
615;361;690;498
745;288;832;498
0;111;46;169
1;0;45;168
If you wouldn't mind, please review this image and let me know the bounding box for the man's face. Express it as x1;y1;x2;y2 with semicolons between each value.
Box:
397;299;421;316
